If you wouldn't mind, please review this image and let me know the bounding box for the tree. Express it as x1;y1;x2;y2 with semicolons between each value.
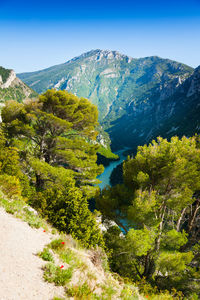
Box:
0;129;24;198
97;136;200;295
1;90;104;247
1;90;103;195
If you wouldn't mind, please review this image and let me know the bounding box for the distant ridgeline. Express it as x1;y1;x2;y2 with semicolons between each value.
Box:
0;66;37;107
18;49;200;151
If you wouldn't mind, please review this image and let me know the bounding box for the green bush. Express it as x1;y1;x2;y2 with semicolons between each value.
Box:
48;239;66;251
38;248;54;262
43;263;73;286
66;282;93;298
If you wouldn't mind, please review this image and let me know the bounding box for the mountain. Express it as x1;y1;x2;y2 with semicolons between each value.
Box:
0;66;37;109
151;65;200;140
106;65;200;150
18;50;195;150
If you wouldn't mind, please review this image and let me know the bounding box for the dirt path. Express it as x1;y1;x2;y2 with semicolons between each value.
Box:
0;207;64;300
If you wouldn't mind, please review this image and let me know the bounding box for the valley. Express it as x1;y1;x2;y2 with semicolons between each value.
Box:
0;49;200;299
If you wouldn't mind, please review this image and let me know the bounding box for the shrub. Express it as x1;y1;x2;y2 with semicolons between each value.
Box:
48;239;66;251
43;263;73;286
66;282;93;298
38;248;54;262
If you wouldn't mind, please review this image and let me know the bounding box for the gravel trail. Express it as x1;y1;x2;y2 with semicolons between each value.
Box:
0;207;64;300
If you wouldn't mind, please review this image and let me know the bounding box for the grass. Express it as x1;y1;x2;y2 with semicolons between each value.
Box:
48;238;66;251
43;262;73;286
38;248;54;262
0;192;46;230
101;283;118;300
48;238;85;269
66;281;94;298
120;284;140;300
59;248;74;265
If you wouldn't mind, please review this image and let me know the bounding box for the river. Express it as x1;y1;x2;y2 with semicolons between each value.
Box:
97;148;129;190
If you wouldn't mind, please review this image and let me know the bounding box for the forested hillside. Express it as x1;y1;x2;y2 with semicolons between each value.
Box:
0;88;200;298
97;136;200;298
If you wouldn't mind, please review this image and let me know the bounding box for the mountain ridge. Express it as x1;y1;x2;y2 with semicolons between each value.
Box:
18;50;197;150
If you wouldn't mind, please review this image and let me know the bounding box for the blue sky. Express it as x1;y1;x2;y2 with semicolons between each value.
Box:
0;0;200;72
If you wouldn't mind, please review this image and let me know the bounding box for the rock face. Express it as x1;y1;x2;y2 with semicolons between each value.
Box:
18;50;199;150
0;70;16;88
0;66;37;107
151;66;200;142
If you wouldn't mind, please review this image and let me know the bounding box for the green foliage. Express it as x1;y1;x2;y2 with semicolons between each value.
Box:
0;129;33;200
48;239;66;251
157;251;194;274
161;230;188;251
97;145;119;160
1;90;104;248
0;86;37;103
0;65;37;106
43;262;73;286
126;228;156;257
38;248;54;262
120;284;139;300
0;66;11;83
66;282;93;298
2;90;103;194
98;136;200;296
0;174;22;198
0;191;46;229
32;175;104;248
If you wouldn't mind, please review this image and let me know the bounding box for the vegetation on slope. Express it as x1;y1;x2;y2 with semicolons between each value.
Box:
0;85;37;103
1;88;200;299
97;136;200;298
0;66;38;110
0;90;104;247
0;66;11;83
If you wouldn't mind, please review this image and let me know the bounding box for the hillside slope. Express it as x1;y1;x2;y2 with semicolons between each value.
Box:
0;207;64;300
0;66;37;108
151;65;200;140
0;191;143;300
18;50;195;149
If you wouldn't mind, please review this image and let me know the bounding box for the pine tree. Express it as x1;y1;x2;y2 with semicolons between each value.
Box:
97;136;200;294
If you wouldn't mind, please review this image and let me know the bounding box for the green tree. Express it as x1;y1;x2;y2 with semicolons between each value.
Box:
1;90;103;195
98;136;200;294
1;90;104;247
29;159;104;248
0;129;25;198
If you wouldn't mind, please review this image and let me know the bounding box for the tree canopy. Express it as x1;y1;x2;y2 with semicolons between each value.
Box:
1;90;104;247
97;136;200;295
2;89;103;195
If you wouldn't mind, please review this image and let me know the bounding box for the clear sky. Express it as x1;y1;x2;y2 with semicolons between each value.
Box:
0;0;200;73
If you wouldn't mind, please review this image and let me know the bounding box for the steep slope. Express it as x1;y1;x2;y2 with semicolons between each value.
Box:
0;190;144;300
151;65;200;140
0;207;65;300
107;66;200;150
18;50;194;149
0;66;37;108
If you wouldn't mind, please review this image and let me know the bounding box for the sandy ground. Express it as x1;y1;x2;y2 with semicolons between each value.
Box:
0;207;65;300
